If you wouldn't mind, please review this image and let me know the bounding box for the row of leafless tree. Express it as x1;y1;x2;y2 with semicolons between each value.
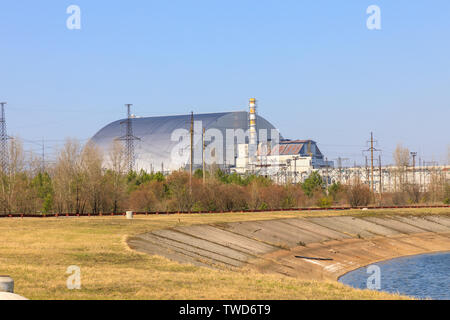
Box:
0;139;128;214
0;138;448;215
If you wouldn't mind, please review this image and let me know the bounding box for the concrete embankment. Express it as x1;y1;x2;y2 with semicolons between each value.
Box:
127;214;450;280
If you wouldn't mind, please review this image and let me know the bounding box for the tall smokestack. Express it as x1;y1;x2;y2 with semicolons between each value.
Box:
249;98;258;163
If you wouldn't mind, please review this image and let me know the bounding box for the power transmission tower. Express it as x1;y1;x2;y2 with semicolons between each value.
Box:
117;104;140;172
0;102;11;173
370;133;374;192
363;132;381;193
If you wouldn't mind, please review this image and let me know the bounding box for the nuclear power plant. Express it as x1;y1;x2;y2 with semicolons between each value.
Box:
90;99;333;179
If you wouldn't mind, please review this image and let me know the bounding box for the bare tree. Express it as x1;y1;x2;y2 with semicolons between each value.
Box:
106;141;127;213
108;140;126;173
52;139;84;213
81;142;104;214
0;138;26;213
393;144;410;189
18;148;44;214
394;144;410;168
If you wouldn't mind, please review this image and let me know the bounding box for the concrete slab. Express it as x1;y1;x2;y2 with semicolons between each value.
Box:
283;218;352;241
275;220;333;242
307;217;377;239
393;233;450;252
423;215;450;228
224;220;322;247
362;216;427;234
333;216;401;236
136;233;241;268
128;236;212;268
260;220;329;243
394;216;450;233
177;225;276;255
152;230;250;266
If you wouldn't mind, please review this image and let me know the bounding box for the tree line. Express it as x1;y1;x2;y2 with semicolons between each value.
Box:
0;138;448;215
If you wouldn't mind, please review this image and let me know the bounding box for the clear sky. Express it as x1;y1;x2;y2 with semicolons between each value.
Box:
1;0;449;165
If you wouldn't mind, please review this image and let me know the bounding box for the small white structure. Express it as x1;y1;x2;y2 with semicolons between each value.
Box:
0;276;27;300
126;211;134;220
0;276;13;293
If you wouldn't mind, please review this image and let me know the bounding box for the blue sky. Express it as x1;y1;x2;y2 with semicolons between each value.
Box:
1;0;449;165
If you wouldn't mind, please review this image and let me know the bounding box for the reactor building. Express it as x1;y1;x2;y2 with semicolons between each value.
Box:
90;99;333;180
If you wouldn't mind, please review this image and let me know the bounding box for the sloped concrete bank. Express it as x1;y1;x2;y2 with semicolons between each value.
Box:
127;214;450;281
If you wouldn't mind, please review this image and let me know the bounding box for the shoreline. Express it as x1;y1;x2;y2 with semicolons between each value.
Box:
250;232;450;281
129;213;450;283
336;249;450;281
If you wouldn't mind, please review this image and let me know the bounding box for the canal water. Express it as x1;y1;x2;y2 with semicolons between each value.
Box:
339;252;450;300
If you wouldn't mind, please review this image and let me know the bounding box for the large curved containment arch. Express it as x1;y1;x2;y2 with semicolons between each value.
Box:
90;111;281;172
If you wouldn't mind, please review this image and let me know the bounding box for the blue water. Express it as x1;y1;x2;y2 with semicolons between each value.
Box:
339;252;450;300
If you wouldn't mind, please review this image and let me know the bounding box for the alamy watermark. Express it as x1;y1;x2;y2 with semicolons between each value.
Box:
367;5;381;30
66;265;81;290
66;5;81;30
65;5;379;31
366;265;381;290
169;122;281;169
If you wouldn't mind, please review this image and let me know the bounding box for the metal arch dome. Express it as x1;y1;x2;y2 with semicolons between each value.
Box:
90;111;280;172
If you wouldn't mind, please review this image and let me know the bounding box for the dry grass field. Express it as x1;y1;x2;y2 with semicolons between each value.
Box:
1;208;448;300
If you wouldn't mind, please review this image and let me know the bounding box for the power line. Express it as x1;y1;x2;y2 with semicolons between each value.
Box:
0;102;11;172
117;104;141;172
363;132;381;192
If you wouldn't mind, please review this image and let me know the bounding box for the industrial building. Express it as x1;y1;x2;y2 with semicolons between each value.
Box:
234;139;333;179
90;99;333;177
316;164;450;193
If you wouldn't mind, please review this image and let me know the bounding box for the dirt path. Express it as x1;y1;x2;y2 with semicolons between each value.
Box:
127;214;450;281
